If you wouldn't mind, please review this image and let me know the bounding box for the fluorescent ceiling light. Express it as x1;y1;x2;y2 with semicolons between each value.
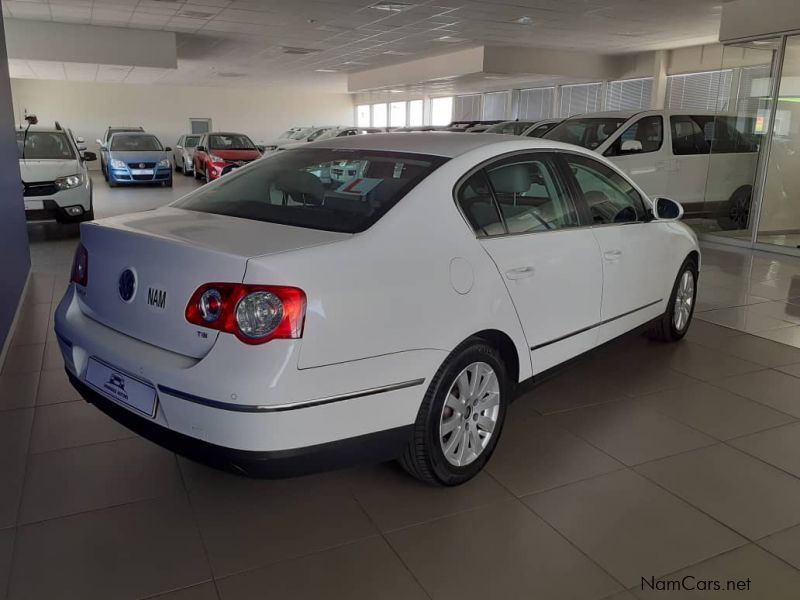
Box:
435;36;465;43
514;16;534;25
370;2;414;12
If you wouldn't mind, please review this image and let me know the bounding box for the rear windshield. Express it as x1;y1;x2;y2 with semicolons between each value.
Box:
545;118;628;150
173;148;448;233
111;135;162;151
209;134;255;150
16;131;75;160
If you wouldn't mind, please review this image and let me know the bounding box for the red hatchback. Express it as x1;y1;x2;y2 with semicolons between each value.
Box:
193;132;262;182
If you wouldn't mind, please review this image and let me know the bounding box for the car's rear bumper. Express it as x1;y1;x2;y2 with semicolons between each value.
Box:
67;371;412;477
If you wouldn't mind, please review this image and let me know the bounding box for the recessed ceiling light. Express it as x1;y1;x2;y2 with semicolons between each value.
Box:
514;16;534;25
343;60;368;65
216;72;246;78
435;36;465;43
370;1;414;12
315;68;338;72
383;50;412;56
282;46;321;55
179;10;215;19
388;89;404;93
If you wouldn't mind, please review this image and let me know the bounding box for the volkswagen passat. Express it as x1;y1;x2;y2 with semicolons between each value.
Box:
55;133;699;485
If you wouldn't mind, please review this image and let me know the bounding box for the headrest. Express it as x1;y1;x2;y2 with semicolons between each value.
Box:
490;164;531;194
275;170;324;203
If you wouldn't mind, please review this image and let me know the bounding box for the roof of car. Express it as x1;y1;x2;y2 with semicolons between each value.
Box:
15;126;70;133
109;131;157;137
205;131;253;136
307;132;577;158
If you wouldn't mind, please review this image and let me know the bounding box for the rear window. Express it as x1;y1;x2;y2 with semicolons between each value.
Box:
173;148;448;233
545;118;628;149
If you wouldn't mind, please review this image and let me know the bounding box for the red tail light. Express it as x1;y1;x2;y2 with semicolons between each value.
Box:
185;283;306;345
70;243;89;287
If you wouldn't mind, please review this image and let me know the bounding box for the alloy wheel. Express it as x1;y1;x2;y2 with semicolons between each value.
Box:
439;361;500;467
673;270;695;332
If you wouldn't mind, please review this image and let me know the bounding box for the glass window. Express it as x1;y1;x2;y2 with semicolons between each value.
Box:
453;94;481;120
525;122;558;138
485;121;535;135
175;148;447;234
408;100;423;127
456;171;505;237
372;103;388;127
670;115;711;155
666;70;733;111
565;154;646;224
357;105;370;127
545;117;627;150
558;82;603;118
518;87;554;120
431;97;453;126
605;78;653;111
482;91;509;120
604;116;663;157
486;156;578;234
184;135;201;148
208;133;255;150
390;102;406;127
110;134;162;152
16;131;75;159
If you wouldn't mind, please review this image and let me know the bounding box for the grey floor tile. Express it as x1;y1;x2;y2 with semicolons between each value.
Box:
180;459;378;578
487;413;623;496
610;366;700;398
665;342;763;381
553;400;715;466
729;422;800;478
350;463;512;532
217;537;427;600
0;371;38;411
637;444;800;540
8;495;211;600
525;469;744;588
35;368;81;406
757;523;800;570
684;320;743;346
602;593;637;600
148;582;219;600
777;362;800;378
0;528;13;599
0;344;44;375
746;300;800;325
19;437;184;524
24;274;55;304
697;306;796;334
713;369;800;418
387;499;621;600
754;326;800;349
10;307;51;347
697;333;800;367
635;544;800;599
29;400;135;453
642;382;795;440
0;409;34;529
41;340;65;371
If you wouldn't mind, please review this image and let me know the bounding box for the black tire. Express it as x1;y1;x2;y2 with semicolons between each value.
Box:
716;186;751;230
194;165;201;180
108;178;118;188
101;161;108;181
649;256;698;342
163;177;173;188
174;161;181;173
183;163;193;177
205;167;212;183
399;339;509;485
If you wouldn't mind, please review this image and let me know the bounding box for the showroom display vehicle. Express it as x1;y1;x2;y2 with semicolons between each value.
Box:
55;133;699;484
102;132;172;187
17;124;96;223
520;119;563;138
173;134;201;176
97;126;144;179
193;131;262;182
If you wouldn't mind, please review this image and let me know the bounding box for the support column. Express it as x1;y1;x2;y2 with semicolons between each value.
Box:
651;50;669;109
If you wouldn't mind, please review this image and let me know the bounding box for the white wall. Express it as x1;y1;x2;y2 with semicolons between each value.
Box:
11;79;354;167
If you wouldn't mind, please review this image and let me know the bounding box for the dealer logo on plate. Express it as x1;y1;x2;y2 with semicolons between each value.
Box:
146;286;167;311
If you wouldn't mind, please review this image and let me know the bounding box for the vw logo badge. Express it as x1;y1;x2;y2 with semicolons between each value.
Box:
139;163;145;169
118;269;136;302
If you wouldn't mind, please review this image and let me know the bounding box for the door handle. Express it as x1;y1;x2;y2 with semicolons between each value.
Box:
603;250;623;261
505;266;535;280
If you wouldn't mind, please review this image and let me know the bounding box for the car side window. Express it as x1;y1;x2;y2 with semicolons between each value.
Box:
486;156;579;234
604;116;663;157
564;154;646;224
456;171;505;237
670;115;710;155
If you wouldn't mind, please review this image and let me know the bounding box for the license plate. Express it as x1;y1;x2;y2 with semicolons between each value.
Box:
130;169;153;175
24;200;45;211
84;357;157;418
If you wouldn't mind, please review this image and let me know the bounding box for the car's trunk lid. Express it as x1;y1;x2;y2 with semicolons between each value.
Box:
77;207;349;358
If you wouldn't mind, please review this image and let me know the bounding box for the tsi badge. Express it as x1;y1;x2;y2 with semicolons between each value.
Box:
147;286;167;311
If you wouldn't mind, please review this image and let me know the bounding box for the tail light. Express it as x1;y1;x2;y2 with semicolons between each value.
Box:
70;243;89;287
185;283;306;345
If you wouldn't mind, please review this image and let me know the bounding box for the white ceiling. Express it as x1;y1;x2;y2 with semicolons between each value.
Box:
4;0;725;87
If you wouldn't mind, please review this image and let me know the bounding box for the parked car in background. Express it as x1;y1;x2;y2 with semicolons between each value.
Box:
193;131;262;182
483;120;541;135
97;126;144;180
17;124;96;223
545;110;761;224
173;134;201;176
104;132;172;187
521;119;562;138
55;133;698;484
446;120;503;132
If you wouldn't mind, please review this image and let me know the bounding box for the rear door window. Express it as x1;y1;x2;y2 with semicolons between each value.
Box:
604;116;663;157
670;116;711;155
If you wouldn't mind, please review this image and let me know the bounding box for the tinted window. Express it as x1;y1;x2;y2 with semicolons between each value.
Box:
457;171;505;237
110;135;162;151
16;131;75;160
670;115;710;155
208;134;255;150
565;154;646;224
605;115;663;157
486;156;578;234
485;122;534;135
545;118;628;149
175;148;447;233
706;117;761;154
525;123;557;138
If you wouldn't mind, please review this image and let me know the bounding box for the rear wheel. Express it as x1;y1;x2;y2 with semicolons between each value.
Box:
400;339;508;485
193;164;201;180
717;186;751;230
649;257;698;342
183;159;193;176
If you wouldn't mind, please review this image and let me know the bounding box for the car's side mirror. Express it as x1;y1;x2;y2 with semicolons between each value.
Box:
96;139;103;146
82;151;97;162
620;139;643;153
653;197;684;221
176;145;183;150
76;137;85;144
165;146;172;152
196;145;206;152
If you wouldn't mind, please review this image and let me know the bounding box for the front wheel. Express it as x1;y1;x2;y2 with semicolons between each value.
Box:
649;257;698;342
400;339;508;485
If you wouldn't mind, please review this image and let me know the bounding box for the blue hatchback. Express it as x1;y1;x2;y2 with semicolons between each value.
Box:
104;132;172;187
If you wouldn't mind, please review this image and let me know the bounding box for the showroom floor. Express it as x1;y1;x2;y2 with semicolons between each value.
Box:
4;175;800;599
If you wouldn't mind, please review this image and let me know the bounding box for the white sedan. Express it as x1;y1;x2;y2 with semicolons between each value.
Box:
54;133;699;485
